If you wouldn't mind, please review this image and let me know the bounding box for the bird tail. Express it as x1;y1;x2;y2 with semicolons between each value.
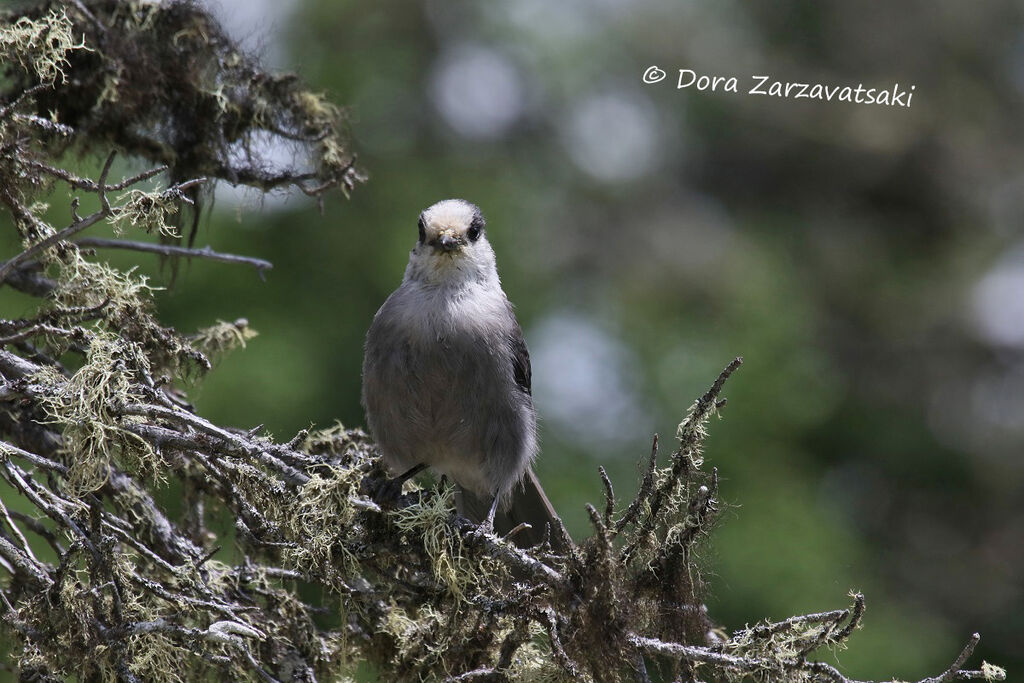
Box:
455;468;568;551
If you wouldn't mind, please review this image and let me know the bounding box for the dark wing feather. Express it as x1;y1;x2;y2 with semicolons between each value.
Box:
509;316;532;396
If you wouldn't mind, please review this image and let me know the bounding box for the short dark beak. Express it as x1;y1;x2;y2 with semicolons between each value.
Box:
437;234;460;252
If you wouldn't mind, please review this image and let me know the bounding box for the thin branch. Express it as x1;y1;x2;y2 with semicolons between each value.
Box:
540;608;584;680
76;238;273;274
0;534;51;588
0;209;106;285
24;159;169;192
599;465;615;529
97;151;117;214
117;403;310;486
0;323;84;346
630;630;1003;683
614;434;659;534
0;440;67;473
460;519;565;587
630;634;761;670
10;113;74;136
733;608;850;641
921;633;980;683
0;496;41;567
446;668;502;682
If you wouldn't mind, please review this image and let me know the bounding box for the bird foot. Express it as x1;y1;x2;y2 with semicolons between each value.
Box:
473;493;501;538
369;476;406;507
366;463;427;508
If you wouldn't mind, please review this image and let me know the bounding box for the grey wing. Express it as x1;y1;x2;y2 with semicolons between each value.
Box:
509;317;532;396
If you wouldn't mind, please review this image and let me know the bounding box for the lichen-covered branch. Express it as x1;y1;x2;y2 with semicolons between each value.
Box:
0;2;1006;682
1;0;365;244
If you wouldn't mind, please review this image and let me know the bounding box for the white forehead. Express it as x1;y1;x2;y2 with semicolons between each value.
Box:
422;199;478;230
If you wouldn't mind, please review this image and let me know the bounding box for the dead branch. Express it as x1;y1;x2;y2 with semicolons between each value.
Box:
75;238;273;275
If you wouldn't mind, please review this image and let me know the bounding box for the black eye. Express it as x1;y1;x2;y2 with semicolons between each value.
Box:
467;220;483;242
418;216;426;243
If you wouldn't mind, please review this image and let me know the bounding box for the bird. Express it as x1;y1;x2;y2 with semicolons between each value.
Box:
361;198;563;549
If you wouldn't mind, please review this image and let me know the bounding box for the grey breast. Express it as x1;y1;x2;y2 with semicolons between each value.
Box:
362;284;535;496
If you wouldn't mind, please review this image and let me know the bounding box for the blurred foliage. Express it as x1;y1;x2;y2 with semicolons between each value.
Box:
2;0;1022;680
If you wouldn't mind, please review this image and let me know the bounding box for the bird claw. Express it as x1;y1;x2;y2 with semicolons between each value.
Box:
476;517;495;537
502;522;533;543
472;494;501;539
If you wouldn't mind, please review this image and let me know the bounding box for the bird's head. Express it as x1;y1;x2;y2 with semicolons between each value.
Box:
405;199;497;285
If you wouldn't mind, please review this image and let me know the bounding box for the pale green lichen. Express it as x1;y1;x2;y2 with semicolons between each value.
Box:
295;91;341;124
54;251;158;321
506;643;574;683
13;544;311;680
109;188;182;238
33;333;159;495
124;632;192;683
394;487;514;615
12;201;57;248
16;550;195;680
191;318;258;358
52;250;204;375
279;463;364;585
0;9;88;84
722;608;858;683
95;60;124;107
381;604;447;671
982;662;1007;681
675;393;722;470
391;485;479;602
301;421;371;457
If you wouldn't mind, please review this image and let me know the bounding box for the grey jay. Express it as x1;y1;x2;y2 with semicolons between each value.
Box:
361;199;562;548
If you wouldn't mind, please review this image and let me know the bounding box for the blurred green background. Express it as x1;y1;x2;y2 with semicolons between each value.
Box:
4;0;1024;679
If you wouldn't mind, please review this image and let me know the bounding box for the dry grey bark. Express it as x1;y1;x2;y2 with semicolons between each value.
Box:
0;2;1007;681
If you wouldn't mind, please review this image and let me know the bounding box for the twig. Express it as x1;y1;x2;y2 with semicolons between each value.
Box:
631;628;1002;683
921;633;980;683
0;323;84;346
539;608;584;680
24;159;168;192
0;535;51;588
834;592;865;641
76;238;273;274
446;668;502;682
630;634;761;670
458;519;564;587
614;434;659;534
599;465;615;529
686;357;743;435
0;440;68;473
98;151;117;214
117;403;309;486
0;496;41;568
